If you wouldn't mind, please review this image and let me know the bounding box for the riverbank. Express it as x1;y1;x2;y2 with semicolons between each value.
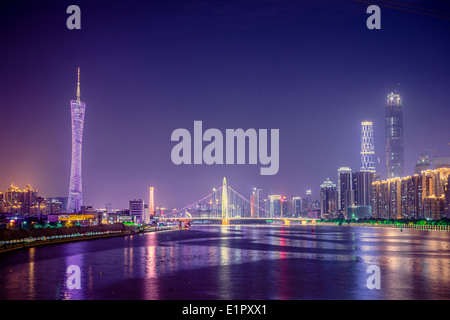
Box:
0;224;176;254
317;221;450;231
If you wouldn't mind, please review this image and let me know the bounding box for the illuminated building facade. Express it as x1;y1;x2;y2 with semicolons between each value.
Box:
385;92;404;178
361;121;376;173
372;168;450;219
46;197;68;214
372;178;401;219
320;178;337;219
424;196;445;220
67;68;86;213
1;183;43;214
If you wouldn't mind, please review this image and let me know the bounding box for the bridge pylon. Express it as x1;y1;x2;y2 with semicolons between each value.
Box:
222;177;229;219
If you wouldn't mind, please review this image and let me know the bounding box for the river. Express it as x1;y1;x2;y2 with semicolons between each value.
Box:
1;224;450;300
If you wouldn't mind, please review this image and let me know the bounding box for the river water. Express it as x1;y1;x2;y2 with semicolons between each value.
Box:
1;224;450;300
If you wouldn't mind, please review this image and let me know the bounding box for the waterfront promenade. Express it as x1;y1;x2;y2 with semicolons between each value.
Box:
317;219;450;231
0;224;174;254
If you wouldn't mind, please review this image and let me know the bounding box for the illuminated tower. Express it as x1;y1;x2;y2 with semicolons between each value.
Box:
67;68;86;213
385;92;404;178
222;177;228;219
361;121;376;173
149;187;155;217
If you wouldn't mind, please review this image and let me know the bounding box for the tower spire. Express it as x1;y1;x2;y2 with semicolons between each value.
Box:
76;67;81;102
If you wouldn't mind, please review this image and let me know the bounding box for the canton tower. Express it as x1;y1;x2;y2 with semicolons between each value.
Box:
67;68;86;213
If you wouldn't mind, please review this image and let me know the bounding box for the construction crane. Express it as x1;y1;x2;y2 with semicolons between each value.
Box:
425;147;437;158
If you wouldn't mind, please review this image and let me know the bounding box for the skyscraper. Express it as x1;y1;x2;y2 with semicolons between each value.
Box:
361;121;376;173
291;196;302;216
385;92;404;178
338;167;353;217
67;68;86;213
268;195;281;218
353;171;374;207
253;187;262;218
303;189;312;212
320;178;337;219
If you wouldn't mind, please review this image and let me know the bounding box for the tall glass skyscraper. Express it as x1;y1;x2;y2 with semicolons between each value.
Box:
67;68;86;213
337;167;353;216
385;92;404;178
320;178;337;219
361;121;376;173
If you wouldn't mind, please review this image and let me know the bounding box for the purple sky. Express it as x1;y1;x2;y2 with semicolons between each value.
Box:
1;0;449;210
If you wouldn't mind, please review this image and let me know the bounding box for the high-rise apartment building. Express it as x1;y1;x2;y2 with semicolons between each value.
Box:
67;68;86;213
385;92;405;178
372;168;450;220
1;183;39;214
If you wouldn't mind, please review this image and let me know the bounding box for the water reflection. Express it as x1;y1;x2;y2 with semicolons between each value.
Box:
1;225;450;299
62;243;85;300
27;248;35;299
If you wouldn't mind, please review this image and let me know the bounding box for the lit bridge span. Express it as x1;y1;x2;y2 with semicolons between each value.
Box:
159;177;318;225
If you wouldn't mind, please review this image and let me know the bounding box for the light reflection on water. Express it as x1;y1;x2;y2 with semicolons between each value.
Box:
1;225;450;300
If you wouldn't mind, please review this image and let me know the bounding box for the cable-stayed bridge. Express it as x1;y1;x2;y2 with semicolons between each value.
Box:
160;177;317;225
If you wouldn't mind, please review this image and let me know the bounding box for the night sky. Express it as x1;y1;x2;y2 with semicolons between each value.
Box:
1;0;449;210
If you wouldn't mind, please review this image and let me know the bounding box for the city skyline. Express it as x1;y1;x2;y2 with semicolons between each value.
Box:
1;0;450;210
